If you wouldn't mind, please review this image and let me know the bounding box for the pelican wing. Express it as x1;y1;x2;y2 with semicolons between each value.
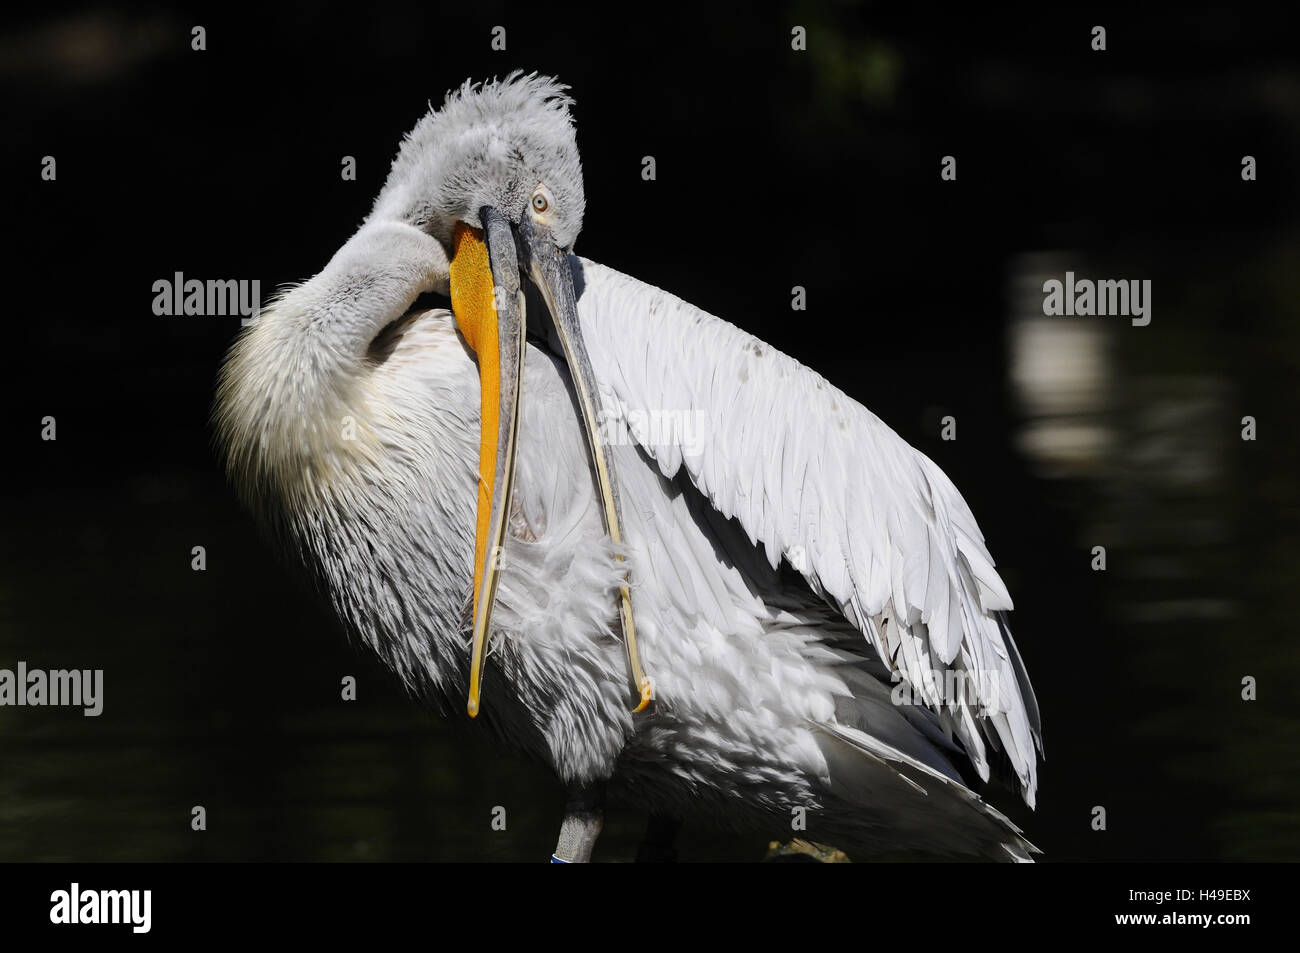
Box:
573;258;1042;805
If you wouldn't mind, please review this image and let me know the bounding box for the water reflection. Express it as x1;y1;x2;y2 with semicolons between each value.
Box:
1007;247;1298;860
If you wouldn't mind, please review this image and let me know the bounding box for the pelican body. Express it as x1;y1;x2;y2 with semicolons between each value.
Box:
216;74;1042;861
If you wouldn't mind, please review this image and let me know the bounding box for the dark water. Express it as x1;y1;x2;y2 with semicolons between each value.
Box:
3;5;1298;861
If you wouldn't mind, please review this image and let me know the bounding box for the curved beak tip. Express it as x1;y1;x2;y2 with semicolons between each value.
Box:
633;678;653;713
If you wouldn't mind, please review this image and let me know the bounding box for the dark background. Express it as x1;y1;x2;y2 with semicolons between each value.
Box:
2;3;1298;861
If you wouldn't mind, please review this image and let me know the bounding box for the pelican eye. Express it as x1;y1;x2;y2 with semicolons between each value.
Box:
531;192;550;213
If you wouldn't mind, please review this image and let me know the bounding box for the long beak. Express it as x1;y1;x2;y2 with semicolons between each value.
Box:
515;215;653;713
449;208;526;718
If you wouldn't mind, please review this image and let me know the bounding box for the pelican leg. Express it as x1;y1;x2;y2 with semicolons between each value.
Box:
551;783;605;863
635;813;681;863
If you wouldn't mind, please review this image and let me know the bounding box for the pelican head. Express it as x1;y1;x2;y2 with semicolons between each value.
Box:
369;72;587;252
365;73;647;719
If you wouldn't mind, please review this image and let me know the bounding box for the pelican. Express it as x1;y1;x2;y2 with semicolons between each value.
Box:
216;73;1042;861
